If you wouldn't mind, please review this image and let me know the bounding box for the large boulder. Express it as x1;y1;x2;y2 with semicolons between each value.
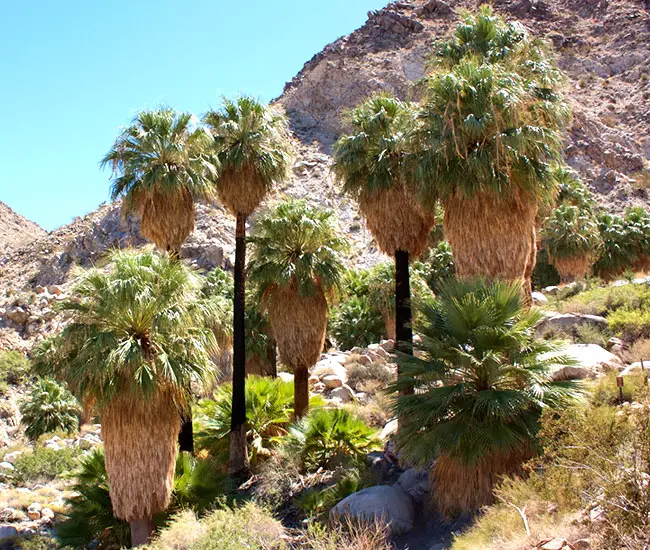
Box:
311;358;348;383
330;485;415;534
551;344;624;380
536;313;608;338
394;468;430;505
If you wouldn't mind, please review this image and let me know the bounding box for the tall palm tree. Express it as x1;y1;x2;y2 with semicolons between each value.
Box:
34;251;218;546
103;108;219;452
415;7;569;295
332;94;435;363
394;279;580;518
203;97;293;476
248;200;345;417
102;108;218;257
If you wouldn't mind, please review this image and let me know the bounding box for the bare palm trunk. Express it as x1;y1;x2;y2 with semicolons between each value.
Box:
229;213;250;478
293;364;310;419
130;517;153;547
268;338;278;378
395;249;413;431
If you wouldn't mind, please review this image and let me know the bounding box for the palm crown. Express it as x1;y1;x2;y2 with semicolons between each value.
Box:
542;204;602;259
394;279;580;467
101;109;218;252
203;97;293;217
248;199;346;299
34;251;218;407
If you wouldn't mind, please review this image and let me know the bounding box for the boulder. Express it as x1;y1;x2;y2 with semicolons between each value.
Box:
531;291;548;304
2;451;22;465
538;538;571;550
0;462;14;472
277;372;294;383
536;313;608;337
26;502;42;520
322;375;343;389
394;468;430;505
551;344;624;380
5;306;28;325
330;384;355;402
40;508;54;522
311;359;348;383
543;286;560;295
379;418;398;440
0;525;19;541
330;485;415;534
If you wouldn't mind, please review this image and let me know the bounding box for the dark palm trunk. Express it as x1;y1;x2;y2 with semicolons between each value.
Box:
229;213;250;478
268;339;278;378
395;249;413;430
293;365;309;419
130;517;153;547
178;408;194;454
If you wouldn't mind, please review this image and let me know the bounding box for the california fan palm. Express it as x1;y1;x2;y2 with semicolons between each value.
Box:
204;97;293;476
248;199;345;417
34;251;218;546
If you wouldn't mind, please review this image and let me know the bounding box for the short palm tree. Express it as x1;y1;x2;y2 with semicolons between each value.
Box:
333;94;435;364
102;108;218;257
415;7;569;295
248;199;345;417
203;96;293;476
541;204;602;282
34;251;217;546
394;279;580;518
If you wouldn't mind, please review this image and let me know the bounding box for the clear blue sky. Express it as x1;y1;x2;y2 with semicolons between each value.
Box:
0;0;386;231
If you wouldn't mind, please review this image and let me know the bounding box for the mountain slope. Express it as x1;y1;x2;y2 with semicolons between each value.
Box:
0;201;46;254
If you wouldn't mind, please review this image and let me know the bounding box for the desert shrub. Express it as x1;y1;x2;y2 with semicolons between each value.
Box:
12;446;82;485
608;307;650;341
20;378;81;440
345;360;394;393
329;295;385;351
590;371;649;406
201;266;233;301
57;449;232;548
558;283;650;316
294;467;367;520
625;338;650;364
15;536;58;550
146;503;285;550
418;240;456;292
284;408;379;472
195;376;323;467
0;350;31;386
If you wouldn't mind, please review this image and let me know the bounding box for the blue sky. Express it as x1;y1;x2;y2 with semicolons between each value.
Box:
0;0;386;231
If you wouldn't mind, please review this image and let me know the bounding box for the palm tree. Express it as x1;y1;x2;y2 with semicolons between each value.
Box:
102;108;218;257
203;97;293;476
415;7;569;295
394;279;580;518
248;199;345;417
34;251;217;546
103;108;219;452
332;94;435;363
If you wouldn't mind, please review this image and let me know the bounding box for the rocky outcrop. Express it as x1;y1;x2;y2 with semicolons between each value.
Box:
0;202;45;256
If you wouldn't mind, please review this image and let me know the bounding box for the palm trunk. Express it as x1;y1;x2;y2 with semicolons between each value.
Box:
229;213;250;478
293;365;310;419
395;250;413;432
268;339;278;379
130;517;153;547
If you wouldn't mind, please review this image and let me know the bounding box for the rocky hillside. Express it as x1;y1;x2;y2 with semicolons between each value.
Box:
1;0;649;350
0;202;45;255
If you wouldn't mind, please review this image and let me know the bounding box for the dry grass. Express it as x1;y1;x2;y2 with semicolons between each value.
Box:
0;485;64;512
344;391;392;429
137;187;195;254
217;164;269;217
523;227;537;303
433;447;531;519
102;390;180;522
624;337;650;364
359;185;434;257
551;254;592;282
443;188;537;284
303;517;392;550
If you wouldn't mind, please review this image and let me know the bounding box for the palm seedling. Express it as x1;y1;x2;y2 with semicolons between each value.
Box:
394;279;581;517
204;96;293;476
34;251;218;546
248;199;345;417
20;377;81;439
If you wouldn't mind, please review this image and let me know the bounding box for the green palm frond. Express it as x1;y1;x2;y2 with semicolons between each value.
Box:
248;199;346;299
33;251;218;408
541;204;602;259
393;279;583;467
20;378;81;439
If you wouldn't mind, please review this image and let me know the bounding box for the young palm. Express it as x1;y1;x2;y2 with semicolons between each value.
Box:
415;7;569;295
203;97;293;476
248;199;345;417
333;94;435;368
394;279;580;517
541;204;602;282
102;108;218;257
33;251;218;546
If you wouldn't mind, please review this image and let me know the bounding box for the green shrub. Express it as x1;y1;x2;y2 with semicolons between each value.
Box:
608;307;650;341
0;350;31;386
284;408;379;472
294;468;366;520
590;371;650;406
201;267;234;301
195;376;323;467
559;283;650;316
12;446;82;485
418;241;456;292
20;378;81;440
329;295;385;351
173;452;233;511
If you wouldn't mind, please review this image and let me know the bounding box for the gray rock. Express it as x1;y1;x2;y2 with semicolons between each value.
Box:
543;285;560;295
395;468;430;504
0;525;18;541
322;375;343;389
330;384;355;402
380;418;398;440
531;291;548;304
551;344;624;380
0;462;14;472
330;485;415;534
536;313;608;337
